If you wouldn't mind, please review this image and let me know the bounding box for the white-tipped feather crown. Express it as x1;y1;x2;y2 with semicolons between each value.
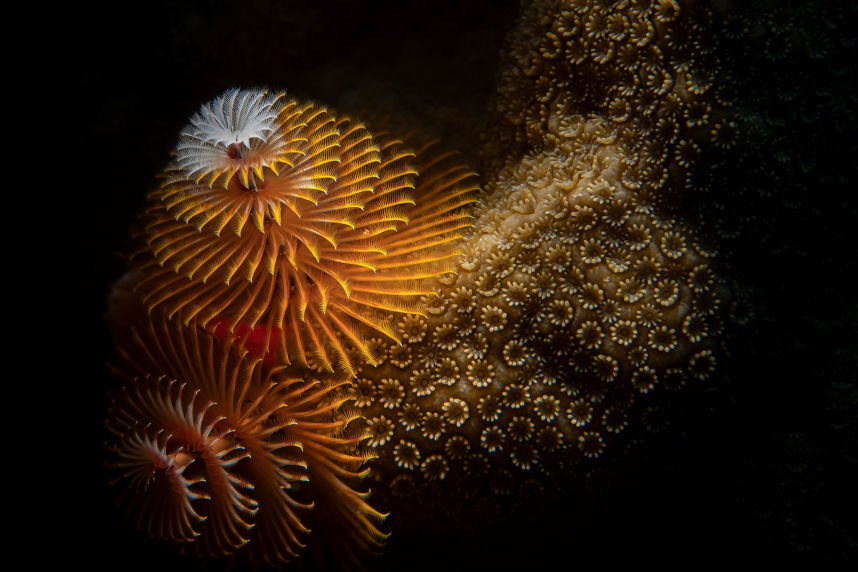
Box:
172;87;288;186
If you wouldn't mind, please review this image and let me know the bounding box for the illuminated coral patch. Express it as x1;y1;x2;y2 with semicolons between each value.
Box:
351;113;723;506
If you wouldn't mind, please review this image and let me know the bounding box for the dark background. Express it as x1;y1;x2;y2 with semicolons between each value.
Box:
51;0;856;570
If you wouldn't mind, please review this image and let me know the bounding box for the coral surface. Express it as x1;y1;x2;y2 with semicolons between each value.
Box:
340;0;727;514
356;116;722;501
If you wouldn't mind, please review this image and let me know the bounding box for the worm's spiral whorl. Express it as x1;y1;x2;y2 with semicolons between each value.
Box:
174;87;288;189
132;88;478;376
105;317;386;565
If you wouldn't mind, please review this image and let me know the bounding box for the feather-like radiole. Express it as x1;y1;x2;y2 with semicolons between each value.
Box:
105;315;386;565
130;88;478;375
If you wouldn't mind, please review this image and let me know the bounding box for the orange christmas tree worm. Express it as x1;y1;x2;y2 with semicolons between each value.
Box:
130;88;478;376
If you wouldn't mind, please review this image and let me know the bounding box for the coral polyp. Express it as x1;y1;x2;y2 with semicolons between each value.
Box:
131;88;478;375
105;316;385;565
355;121;723;490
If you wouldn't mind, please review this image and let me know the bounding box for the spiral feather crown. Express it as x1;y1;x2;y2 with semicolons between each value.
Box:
105;317;386;564
132;88;479;375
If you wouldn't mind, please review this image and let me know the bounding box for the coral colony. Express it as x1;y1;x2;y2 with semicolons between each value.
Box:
105;0;736;566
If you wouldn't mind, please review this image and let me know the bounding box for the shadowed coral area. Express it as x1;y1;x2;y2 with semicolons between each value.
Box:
105;316;385;566
482;0;721;195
